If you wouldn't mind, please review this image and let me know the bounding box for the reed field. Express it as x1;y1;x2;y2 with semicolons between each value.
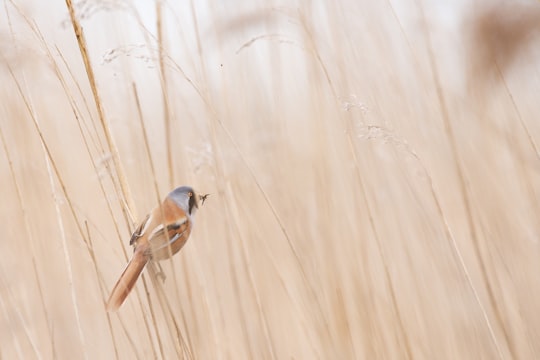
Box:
2;0;540;358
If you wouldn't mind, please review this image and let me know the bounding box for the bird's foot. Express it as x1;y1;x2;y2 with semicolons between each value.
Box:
156;262;167;283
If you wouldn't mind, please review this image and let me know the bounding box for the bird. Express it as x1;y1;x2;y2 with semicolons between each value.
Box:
106;186;207;311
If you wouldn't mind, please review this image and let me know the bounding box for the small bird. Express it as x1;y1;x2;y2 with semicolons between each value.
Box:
106;186;205;311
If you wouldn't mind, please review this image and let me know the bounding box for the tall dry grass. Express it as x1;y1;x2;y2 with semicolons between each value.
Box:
1;0;540;358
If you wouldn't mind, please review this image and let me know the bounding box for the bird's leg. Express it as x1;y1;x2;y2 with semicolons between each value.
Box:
147;259;167;283
155;261;166;283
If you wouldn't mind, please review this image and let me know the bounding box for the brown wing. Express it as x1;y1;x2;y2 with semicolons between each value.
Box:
147;217;191;260
143;197;193;260
130;213;151;246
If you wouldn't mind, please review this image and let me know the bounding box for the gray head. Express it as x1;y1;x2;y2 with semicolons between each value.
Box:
168;186;199;216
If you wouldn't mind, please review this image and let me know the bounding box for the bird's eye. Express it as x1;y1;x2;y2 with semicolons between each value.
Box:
188;192;193;197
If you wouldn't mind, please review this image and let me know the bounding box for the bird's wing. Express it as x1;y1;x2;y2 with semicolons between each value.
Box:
129;213;151;246
147;216;189;254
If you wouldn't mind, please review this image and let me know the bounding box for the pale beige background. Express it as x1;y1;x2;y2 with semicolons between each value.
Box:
1;0;539;359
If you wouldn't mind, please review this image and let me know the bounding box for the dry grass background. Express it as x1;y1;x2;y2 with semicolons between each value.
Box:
1;0;540;359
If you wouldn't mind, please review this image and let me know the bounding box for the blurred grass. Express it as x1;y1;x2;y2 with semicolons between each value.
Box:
1;0;540;359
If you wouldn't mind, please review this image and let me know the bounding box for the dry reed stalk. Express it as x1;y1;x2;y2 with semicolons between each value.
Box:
132;59;195;354
0;282;24;358
5;2;123;233
6;12;156;356
2;5;55;356
64;0;137;225
5;0;132;251
141;273;167;360
55;46;135;239
223;232;256;359
6;9;139;332
5;62;91;359
55;51;160;358
61;3;183;358
0;268;41;359
147;263;193;359
31;259;54;359
180;5;284;356
0;123;53;359
184;4;247;358
183;81;279;356
132;82;190;359
43;122;88;360
467;3;540;226
294;8;412;357
378;1;520;357
219;102;321;356
191;84;334;356
417;2;510;358
155;0;174;188
343;127;414;359
84;222;120;360
184;8;374;355
225;182;278;359
7;45;150;358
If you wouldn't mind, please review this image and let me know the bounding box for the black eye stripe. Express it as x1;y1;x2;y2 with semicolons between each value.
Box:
188;194;196;214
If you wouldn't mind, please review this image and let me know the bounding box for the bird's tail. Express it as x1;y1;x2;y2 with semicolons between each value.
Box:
106;251;148;312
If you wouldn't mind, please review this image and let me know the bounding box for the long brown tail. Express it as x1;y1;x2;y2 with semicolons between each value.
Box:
106;251;148;312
